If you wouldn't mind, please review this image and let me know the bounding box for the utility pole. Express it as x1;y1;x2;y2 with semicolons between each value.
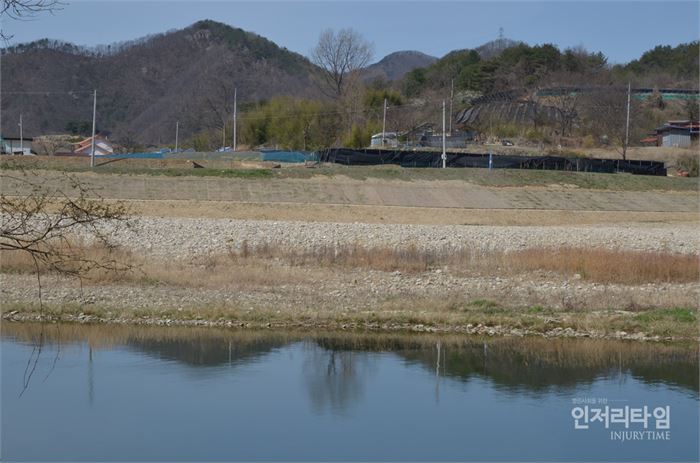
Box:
233;87;237;152
624;82;631;160
442;100;446;169
175;121;179;153
449;79;454;135
382;97;387;147
222;121;226;150
18;114;23;154
90;89;97;168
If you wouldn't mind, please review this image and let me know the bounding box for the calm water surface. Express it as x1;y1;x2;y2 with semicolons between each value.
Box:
2;323;698;462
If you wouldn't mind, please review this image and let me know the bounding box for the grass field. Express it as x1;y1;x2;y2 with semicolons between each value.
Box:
2;155;698;191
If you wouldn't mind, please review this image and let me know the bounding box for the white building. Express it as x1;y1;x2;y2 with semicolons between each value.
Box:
370;132;398;148
1;137;33;155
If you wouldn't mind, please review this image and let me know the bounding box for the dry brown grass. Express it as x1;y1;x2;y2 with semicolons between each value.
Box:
504;247;699;284
2;240;697;286
137;253;318;288
0;242;317;288
241;242;698;284
0;243;131;281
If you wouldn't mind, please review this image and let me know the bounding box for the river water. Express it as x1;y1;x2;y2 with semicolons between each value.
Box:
2;323;698;462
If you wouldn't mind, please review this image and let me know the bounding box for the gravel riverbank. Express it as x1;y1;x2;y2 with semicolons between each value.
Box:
5;216;698;340
99;217;699;257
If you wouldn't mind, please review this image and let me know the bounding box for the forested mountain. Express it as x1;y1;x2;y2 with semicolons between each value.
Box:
1;20;320;143
614;41;700;86
402;40;699;97
2;18;697;148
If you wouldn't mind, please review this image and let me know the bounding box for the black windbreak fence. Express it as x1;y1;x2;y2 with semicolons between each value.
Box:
318;148;667;176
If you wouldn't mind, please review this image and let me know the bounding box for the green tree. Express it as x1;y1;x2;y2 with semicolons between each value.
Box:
241;97;337;150
342;121;381;148
363;89;403;109
403;68;426;97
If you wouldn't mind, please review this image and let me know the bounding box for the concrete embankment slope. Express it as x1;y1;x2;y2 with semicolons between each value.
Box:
3;170;698;213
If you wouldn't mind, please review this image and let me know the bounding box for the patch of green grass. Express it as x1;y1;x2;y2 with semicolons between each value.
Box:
1;161;275;179
285;165;699;192
527;305;546;314
4;156;699;191
3;299;699;340
635;307;697;324
468;299;500;310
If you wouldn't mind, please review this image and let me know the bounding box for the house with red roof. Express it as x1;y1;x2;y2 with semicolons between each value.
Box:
73;134;114;156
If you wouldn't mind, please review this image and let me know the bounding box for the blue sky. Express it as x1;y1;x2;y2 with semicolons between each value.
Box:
2;1;699;64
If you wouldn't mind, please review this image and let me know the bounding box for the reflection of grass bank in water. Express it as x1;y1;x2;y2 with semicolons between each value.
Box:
3;322;698;394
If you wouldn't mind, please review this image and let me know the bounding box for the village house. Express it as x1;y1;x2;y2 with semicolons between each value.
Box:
73;134;114;156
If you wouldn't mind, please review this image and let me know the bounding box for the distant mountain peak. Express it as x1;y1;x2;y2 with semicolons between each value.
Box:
375;50;437;63
474;37;523;59
363;50;437;81
1;20;320;144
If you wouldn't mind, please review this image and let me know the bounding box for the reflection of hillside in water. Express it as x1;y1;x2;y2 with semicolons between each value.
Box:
3;323;698;399
396;342;699;396
125;336;288;368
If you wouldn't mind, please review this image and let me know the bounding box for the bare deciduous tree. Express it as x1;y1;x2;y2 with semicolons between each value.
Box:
545;88;581;137
311;28;373;99
1;167;133;396
582;86;640;160
1;168;131;290
116;130;142;154
204;81;236;135
1;0;64;39
1;0;61;18
32;135;72;156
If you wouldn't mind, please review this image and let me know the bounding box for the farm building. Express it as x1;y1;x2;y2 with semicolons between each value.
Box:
73;134;114;156
643;121;699;148
1;136;33;155
370;132;399;148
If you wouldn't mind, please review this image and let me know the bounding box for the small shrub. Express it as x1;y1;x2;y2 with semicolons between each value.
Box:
494;124;520;139
676;154;699;177
582;135;596;148
525;128;548;143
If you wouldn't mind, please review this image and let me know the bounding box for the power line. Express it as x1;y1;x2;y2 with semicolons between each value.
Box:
2;89;444;121
0;90;95;95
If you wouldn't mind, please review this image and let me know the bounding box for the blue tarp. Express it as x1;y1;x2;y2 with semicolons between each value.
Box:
260;150;318;163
